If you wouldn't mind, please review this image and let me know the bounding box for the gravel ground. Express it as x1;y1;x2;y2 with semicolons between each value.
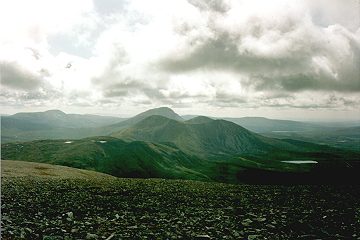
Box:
1;161;360;239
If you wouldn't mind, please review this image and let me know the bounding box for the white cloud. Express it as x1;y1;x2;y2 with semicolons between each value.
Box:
0;0;359;119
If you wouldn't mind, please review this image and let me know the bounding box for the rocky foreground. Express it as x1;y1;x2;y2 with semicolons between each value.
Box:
1;160;360;239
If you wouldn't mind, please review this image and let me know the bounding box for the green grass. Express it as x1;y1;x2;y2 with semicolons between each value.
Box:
2;134;360;184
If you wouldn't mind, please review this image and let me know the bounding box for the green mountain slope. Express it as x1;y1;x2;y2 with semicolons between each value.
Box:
1;136;208;181
1;160;116;180
112;115;322;157
101;107;184;133
111;115;360;171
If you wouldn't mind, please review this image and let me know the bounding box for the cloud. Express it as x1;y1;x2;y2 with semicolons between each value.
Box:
0;62;43;90
88;0;359;114
0;0;359;118
156;1;360;93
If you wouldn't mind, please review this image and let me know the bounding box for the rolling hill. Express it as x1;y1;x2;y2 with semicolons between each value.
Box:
264;126;360;152
1;107;183;143
112;115;275;157
2;107;359;183
111;115;339;158
223;117;324;133
3;110;123;129
99;107;184;133
1;159;116;180
1;110;124;143
1;136;209;181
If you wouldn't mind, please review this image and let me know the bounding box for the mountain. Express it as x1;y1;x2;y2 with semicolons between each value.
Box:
7;110;124;129
128;107;184;122
223;117;323;133
104;107;183;129
2;134;359;184
111;115;347;161
2;115;359;183
1;110;125;142
112;115;269;157
1;107;184;143
264;126;360;152
185;116;214;124
181;115;199;120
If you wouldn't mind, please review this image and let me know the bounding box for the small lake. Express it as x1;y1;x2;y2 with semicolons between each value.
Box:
281;160;318;164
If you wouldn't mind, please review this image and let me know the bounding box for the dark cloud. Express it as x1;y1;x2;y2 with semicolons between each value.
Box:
188;0;230;13
0;62;43;90
161;36;309;74
159;22;360;93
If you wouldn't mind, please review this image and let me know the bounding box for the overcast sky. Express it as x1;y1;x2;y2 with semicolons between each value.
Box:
0;0;359;120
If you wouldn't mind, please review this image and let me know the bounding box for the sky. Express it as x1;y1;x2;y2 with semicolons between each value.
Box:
0;0;359;120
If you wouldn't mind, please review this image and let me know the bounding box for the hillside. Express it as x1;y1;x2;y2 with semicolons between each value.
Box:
112;115;337;158
1;137;209;181
113;115;273;157
1;160;116;180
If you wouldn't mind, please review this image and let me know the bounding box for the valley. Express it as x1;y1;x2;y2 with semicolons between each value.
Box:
1;107;359;184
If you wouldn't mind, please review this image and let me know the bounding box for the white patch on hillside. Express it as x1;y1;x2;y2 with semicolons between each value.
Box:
282;160;318;164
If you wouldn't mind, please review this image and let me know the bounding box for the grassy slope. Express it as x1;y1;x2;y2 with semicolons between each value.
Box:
113;115;284;156
112;115;359;163
1;160;116;180
2;114;359;183
1;137;210;181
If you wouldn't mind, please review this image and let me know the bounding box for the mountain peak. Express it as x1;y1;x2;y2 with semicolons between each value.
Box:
186;116;214;124
44;109;66;115
131;107;183;122
141;107;178;115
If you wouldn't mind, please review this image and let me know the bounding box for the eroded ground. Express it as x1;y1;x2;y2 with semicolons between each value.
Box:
1;160;360;239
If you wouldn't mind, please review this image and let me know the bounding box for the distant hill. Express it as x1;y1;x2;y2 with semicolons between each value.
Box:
1;110;125;142
5;110;123;129
223;117;323;133
181;115;199;120
1;107;182;143
264;126;360;152
185;116;214;124
103;107;184;131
